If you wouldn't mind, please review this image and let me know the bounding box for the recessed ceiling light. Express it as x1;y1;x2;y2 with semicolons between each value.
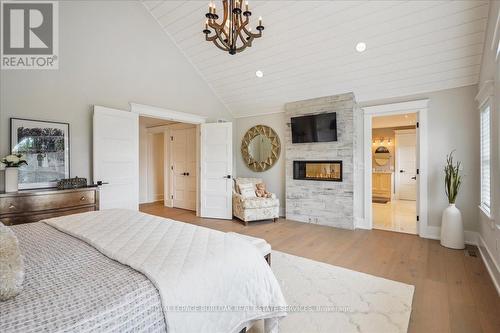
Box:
355;42;367;53
255;70;264;78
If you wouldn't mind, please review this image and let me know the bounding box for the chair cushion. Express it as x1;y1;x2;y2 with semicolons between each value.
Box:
234;178;262;194
238;183;257;198
241;197;279;209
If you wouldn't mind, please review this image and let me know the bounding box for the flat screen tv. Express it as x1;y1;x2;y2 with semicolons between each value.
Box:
291;112;337;143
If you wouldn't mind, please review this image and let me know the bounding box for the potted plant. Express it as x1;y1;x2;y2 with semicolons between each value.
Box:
440;151;464;249
1;154;27;193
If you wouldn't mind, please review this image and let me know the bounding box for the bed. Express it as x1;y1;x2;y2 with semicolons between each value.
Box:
0;209;286;333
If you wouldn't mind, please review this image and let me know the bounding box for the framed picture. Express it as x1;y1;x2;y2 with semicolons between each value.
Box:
10;118;70;189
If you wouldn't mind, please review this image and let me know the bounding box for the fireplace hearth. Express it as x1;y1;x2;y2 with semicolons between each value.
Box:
293;160;342;182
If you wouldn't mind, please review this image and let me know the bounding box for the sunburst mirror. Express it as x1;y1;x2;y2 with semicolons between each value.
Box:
241;125;281;172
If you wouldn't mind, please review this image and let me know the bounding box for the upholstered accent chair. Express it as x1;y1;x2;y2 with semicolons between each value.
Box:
233;177;279;225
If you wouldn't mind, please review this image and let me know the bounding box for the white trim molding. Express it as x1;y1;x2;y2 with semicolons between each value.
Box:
130;103;207;124
362;99;430;237
424;226;478;245
475;80;494;108
362;99;430;115
478;234;500;295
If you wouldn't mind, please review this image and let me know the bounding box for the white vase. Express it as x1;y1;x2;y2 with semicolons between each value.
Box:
5;167;19;193
440;204;465;249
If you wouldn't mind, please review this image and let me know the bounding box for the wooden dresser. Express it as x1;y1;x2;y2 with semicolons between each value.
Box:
0;187;99;226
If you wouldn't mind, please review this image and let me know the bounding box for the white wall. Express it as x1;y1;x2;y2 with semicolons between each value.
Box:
139;127;165;204
234;85;480;231
477;0;500;290
0;1;230;189
148;132;164;202
234;113;286;216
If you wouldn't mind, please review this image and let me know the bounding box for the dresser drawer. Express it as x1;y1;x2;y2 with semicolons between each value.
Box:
0;190;95;214
1;206;96;226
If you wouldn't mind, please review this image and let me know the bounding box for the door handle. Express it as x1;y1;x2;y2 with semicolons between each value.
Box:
411;176;417;180
186;172;190;176
224;175;231;179
399;170;405;173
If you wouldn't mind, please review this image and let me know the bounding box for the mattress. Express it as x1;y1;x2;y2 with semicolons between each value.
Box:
0;222;166;333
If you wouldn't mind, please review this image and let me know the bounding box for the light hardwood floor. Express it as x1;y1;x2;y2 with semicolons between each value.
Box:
140;202;500;333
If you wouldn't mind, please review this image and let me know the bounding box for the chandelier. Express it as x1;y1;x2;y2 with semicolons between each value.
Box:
203;0;264;55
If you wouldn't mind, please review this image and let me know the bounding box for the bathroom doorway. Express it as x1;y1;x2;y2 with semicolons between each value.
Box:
371;113;418;234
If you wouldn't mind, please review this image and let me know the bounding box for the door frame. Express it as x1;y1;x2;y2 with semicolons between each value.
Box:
131;103;206;216
394;129;417;200
362;99;429;238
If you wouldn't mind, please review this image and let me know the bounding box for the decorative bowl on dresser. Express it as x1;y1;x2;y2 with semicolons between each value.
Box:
0;187;99;226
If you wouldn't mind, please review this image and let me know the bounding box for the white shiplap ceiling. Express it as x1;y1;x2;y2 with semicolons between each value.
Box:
142;0;490;118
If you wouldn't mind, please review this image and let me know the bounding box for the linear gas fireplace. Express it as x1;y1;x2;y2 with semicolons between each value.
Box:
293;160;342;182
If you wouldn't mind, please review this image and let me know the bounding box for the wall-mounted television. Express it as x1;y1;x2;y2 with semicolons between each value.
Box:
291;112;337;143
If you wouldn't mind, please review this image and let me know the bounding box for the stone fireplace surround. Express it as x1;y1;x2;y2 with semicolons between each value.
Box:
285;93;364;230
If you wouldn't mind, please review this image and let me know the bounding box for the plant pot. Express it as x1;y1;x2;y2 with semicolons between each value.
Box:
5;167;19;193
440;204;464;249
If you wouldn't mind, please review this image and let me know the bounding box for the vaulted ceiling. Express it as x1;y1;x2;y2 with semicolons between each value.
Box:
142;0;490;118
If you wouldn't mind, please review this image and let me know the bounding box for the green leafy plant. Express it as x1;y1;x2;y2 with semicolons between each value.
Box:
1;154;27;168
444;151;462;204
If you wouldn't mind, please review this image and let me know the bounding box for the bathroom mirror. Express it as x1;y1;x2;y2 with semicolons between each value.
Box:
374;146;391;166
241;125;281;172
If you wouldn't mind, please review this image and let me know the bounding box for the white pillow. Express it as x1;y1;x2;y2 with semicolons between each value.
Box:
238;183;257;198
0;222;25;301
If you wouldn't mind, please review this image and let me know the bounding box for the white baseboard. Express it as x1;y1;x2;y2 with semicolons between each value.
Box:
354;217;370;229
422;226;478;245
142;194;164;204
477;234;500;295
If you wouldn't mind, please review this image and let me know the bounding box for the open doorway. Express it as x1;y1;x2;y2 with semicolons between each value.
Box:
371;113;417;234
139;116;197;212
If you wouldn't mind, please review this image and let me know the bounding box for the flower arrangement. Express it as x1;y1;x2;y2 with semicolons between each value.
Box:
444;151;462;204
1;154;28;168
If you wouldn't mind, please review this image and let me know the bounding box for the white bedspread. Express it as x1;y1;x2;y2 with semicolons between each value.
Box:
45;209;286;333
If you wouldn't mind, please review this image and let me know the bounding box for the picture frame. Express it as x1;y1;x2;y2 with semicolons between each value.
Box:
10;118;70;189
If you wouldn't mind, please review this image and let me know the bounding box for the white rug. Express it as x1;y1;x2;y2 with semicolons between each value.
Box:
250;251;414;333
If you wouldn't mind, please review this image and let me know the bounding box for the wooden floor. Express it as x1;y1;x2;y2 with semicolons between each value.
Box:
140;202;500;333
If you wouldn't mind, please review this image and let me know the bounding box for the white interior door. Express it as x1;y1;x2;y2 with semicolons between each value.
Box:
93;106;139;210
171;127;196;211
200;122;233;219
396;131;417;201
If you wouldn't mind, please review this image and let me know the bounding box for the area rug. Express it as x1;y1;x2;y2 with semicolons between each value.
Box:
249;251;414;333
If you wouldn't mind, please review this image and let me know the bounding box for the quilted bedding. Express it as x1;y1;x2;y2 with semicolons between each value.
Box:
1;222;166;333
46;209;287;333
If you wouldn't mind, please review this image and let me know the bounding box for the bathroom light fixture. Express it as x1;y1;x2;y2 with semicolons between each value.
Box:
255;70;264;78
356;42;366;53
